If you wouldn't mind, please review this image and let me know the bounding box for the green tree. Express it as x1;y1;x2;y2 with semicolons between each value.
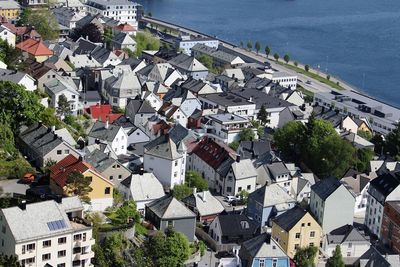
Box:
0;39;21;68
57;94;71;116
39;108;61;128
326;245;345;267
71;23;103;43
196;54;213;70
132;246;153;267
255;41;261;54
274;120;305;161
113;188;124;206
186;170;208;191
384;123;400;160
240;41;244;48
293;246;318;267
294;61;298;67
305;64;310;72
0;123;17;158
357;130;372;141
102;233;127;267
371;134;385;155
110;200;140;225
172;184;193;200
229;141;240;151
239;128;256;141
65;171;93;203
0;81;45;132
273;53;280;61
284;54;290;63
246;41;252;51
103;27;113;49
19;8;59;40
134;31;161;57
0;254;20;267
327;74;331;80
257;104;268;125
265;45;271;57
238;190;249;204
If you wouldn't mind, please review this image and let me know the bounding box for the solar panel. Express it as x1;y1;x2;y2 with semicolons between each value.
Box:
47;219;67;231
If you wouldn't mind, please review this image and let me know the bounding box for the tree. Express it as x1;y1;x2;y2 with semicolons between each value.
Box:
257;104;268;125
147;12;152;17
305;64;310;72
39;108;61;128
274;121;305;161
273;53;280;61
0;39;21;68
246;41;252;51
110;200;140;225
0;123;17;158
186;170;208;191
326;245;345;267
239;128;256;141
103;27;113;49
196;54;213;70
18;8;59;40
294;61;298;67
327;74;331;80
238;190;249;204
172;184;193;200
113;188;124;207
284;54;290;63
229;141;240;151
265;45;271;57
384;123;400;160
357;130;372;141
255;41;261;54
293;246;318;267
371;134;385;155
0;254;20;267
240;41;243;48
102;233;128;267
71;23;103;42
65;171;93;203
57;94;71;116
134;31;160;57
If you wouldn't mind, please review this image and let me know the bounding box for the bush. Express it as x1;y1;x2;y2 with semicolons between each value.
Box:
305;64;310;72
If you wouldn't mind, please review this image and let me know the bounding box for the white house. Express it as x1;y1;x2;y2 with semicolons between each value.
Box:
44;77;80;114
143;134;187;188
269;72;297;89
176;35;219;55
0;69;37;91
88;120;128;155
119;173;165;215
0;25;16;47
0;197;95;267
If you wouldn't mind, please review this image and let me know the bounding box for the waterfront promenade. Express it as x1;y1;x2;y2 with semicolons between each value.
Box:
141;16;359;95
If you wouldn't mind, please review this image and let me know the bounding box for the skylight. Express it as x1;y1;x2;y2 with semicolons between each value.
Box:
47;219;67;231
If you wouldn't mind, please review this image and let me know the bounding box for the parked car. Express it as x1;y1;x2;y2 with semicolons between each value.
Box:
306;80;312;84
224;195;239;203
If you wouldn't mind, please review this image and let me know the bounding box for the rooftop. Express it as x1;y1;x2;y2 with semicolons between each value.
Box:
273;206;308;232
200;92;254;107
146;195;195;219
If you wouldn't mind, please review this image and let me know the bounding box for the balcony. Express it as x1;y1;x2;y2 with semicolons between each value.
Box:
73;238;95;247
74;251;95;261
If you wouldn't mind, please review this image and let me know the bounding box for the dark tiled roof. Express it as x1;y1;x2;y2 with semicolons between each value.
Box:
369;172;400;198
73;38;97;55
311;177;342;200
125;98;156;119
231;87;293;109
327;224;368;244
19;123;63;156
218;214;258;243
146;195;195;219
273;206;307;231
84;149;117;173
239;140;271;160
88;121;121;142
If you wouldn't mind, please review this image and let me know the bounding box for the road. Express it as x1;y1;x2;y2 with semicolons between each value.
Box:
141;16;359;95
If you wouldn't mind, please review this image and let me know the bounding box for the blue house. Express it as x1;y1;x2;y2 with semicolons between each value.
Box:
247;184;296;228
239;233;290;267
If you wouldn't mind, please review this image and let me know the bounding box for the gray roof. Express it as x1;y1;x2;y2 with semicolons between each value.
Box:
272;206;308;231
239;140;271;160
231;159;257;180
231;87;294;109
200;92;254;107
125;98;156;118
85;149;117;173
80;90;101;102
191;43;242;64
19;123;64;156
168;53;208;72
88;121;121;142
240;233;287;262
146;195;195;219
104;71;141;98
112;32;135;45
144;134;182;160
207;113;248;124
0;0;20;9
91;46;118;64
249;184;295;208
311;177;342;200
357;247;392;267
326;224;369;245
1;197;83;242
0;69;28;84
124;173;165;202
182;191;224;217
267;162;290;178
86;0;140;6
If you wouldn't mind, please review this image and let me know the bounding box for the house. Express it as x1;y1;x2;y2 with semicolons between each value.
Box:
364;172;400;237
44;55;73;72
175;35;219;55
0;0;20;23
125;98;157;127
271;206;322;260
182;190;224;223
0;69;36;91
88;120;128;155
16;38;53;63
290;176;314;203
191;43;245;67
381;201;400;254
53;128;77;147
87;104;123;123
201;113;254;144
52;6;84;30
137;63;184;87
159;103;188;126
90;46;121;67
79;90;102;109
310;177;356;233
238;140;271;160
239;233;290;267
85;148;131;187
209;213;258;246
180;78;222;96
323;225;370;265
119;173;165;215
247;184;296;228
113;115;150;147
84;0;143;27
103;70;141;108
168;53;208;80
257;161;292;193
341;170;375;218
0;24;15;47
49;155;114;211
18;123;80;168
341;131;374;150
162;87;202;118
113;22;136;35
222;68;245;83
268;71;297;89
356;246;400;267
111;32;136;51
145;195;196;241
143;134;187;188
44;77;80;114
0;197;95;267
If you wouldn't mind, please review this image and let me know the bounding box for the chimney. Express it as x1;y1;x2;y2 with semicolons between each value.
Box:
86;35;89;40
193;187;197;195
51;125;56;132
231;115;235;120
249;96;253;103
105;119;109;129
236;154;241;162
78;155;83;161
19;200;27;211
139;168;144;175
55;195;62;204
201;190;206;201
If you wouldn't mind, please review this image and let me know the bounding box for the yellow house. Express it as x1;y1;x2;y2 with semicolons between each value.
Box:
271;206;322;261
0;0;21;23
49;154;114;211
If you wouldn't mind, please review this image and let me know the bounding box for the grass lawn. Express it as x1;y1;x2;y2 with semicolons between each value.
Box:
278;62;345;90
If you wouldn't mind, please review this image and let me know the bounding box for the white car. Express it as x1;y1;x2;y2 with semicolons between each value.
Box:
225;195;239;203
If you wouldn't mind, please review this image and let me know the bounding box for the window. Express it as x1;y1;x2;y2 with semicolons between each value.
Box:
58;237;66;244
22;245;25;254
247;185;251;190
58;250;66;258
57;264;66;267
27;243;35;251
347;252;351;257
73;234;82;241
348;242;352;248
26;257;35;264
272;259;278;267
105;187;111;194
310;231;315;237
42;253;51;261
227;187;232;192
73;247;81;254
259;259;265;267
309;242;314;247
43;240;51;248
238;187;242;192
294;244;299;250
307;222;311;226
174;172;177;177
57;150;62;155
1;226;5;233
301;223;305;227
118;175;122;179
64;149;69;154
109;175;114;180
167;220;173;227
175;160;178;166
295;233;300;238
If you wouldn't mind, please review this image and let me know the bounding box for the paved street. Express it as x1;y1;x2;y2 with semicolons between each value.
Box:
197;250;218;267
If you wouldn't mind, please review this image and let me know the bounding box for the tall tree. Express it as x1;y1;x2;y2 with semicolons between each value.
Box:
293;246;318;267
186;170;208;191
71;23;103;42
255;41;261;54
65;171;93;203
273;53;280;61
172;184;193;200
326;245;345;267
240;41;244;48
18;8;59;40
0;254;20;267
265;45;271;57
384;123;400;160
110;200;140;226
284;54;290;63
246;41;252;51
239;128;256;141
57;94;71;116
257;104;268;125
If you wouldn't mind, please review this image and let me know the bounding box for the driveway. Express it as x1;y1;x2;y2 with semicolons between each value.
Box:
0;179;29;197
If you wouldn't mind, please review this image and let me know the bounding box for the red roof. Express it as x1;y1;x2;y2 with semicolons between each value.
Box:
192;137;232;170
114;23;136;32
49;155;91;188
88;104;123;123
16;38;53;56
